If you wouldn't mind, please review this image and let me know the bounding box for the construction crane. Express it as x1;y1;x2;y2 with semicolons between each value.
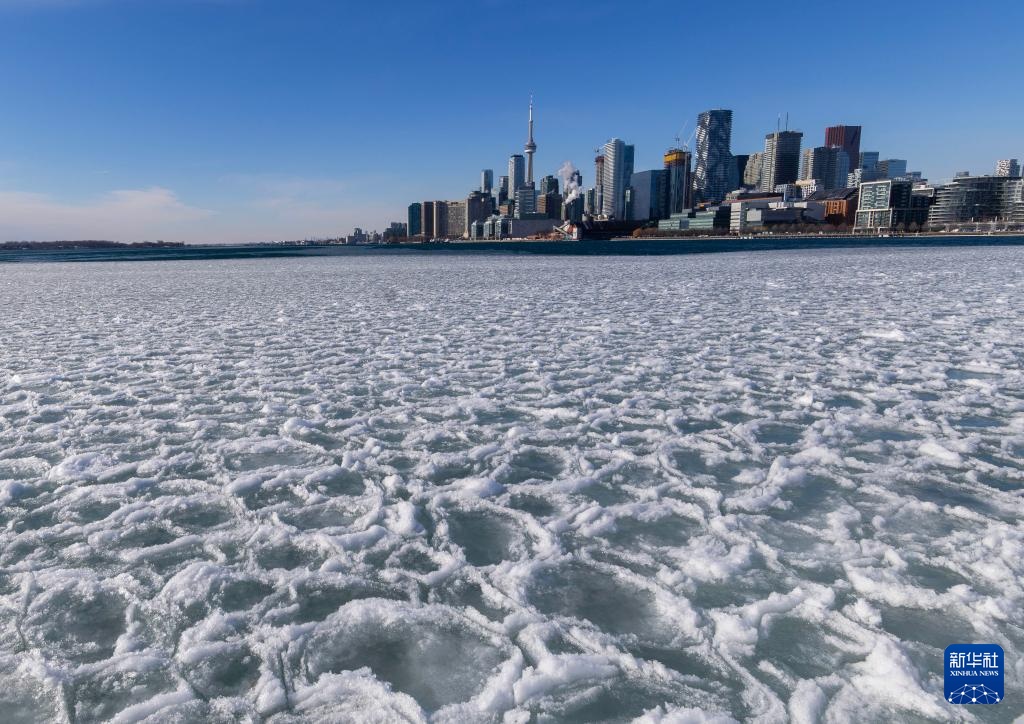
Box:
673;121;694;151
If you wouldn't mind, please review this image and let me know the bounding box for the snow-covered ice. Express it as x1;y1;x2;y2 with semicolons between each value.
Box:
0;247;1022;722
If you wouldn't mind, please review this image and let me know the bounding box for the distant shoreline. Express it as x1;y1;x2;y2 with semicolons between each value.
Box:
0;240;186;250
1;233;1023;263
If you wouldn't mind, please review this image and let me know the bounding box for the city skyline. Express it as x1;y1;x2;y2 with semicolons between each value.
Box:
0;0;1022;242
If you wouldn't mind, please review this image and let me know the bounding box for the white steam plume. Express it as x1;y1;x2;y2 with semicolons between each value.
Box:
558;161;581;204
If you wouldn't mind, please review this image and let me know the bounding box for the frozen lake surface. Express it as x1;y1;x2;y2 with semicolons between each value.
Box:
0;247;1022;722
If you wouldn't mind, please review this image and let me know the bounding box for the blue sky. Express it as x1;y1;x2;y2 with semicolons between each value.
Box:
0;0;1021;243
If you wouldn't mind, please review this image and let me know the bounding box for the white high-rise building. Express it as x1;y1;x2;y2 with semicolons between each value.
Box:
600;138;635;219
508;154;525;194
694;109;733;203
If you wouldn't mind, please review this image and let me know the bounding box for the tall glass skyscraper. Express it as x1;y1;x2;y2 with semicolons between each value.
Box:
420;200;435;239
508;154;526;193
694;109;733;204
407;202;422;237
859;151;880;172
593;155;605;216
824;125;861;181
800;146;849;191
877;159;908;179
663;148;692;213
761;130;803;192
600;138;635;219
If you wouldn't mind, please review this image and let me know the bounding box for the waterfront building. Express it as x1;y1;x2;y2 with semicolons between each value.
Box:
663;148;692;214
729;198;775;233
407;202;422;237
694;109;734;203
743;201;826;229
629;169;670;221
601;138;635;219
481;169;494;194
420;200;435;239
928;175;1024;226
506;218;559;238
995;159;1021;177
688;210;717;230
807;187;859;226
478;216;495;240
912;184;937;207
508;154;526;193
855;180;902;231
465;191;492;236
761;130;803;192
658;212;691;231
729;196;825;231
743;153;763;188
481;215;511;239
431;200;447;238
688;207;729;230
445;200;466;239
468;215;557;240
824;125;861;180
854;179;927;230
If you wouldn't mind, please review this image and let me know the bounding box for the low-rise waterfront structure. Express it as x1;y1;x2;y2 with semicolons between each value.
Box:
807;187;859;226
928;175;1024;226
854;179;929;231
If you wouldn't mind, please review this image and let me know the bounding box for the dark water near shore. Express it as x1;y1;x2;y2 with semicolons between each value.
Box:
2;235;1023;263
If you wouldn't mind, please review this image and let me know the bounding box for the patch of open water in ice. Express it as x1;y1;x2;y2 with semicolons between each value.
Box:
0;247;1022;722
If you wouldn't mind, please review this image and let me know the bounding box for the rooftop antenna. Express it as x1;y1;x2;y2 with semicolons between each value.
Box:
785;112;790;132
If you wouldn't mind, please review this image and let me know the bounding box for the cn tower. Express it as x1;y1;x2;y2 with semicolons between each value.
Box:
524;96;536;186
